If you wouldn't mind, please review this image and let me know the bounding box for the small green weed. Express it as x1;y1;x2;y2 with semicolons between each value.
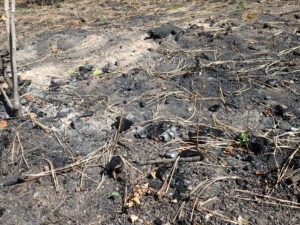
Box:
67;69;75;75
92;69;102;77
236;0;246;10
237;132;249;144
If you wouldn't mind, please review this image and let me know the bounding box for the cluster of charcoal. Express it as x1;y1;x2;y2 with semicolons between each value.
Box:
0;49;12;89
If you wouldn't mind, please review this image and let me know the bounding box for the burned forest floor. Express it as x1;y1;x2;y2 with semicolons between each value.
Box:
0;0;300;224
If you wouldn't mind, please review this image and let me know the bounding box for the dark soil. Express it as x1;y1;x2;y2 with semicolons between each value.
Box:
0;0;299;224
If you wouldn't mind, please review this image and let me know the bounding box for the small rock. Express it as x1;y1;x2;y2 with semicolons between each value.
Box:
165;150;179;158
208;104;221;112
0;207;5;217
135;123;169;139
153;218;164;225
265;79;278;87
129;215;139;224
290;127;299;131
248;45;260;51
264;96;272;100
279;121;292;131
51;154;69;168
200;52;213;61
187;106;193;112
159;126;178;142
187;185;193;191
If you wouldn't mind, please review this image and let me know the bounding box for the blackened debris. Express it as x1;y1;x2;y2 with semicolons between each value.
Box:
106;156;124;177
159;126;178;142
0;175;21;186
156;166;171;181
135;122;170;139
265;79;278;87
179;150;204;159
147;25;184;39
274;104;287;117
79;65;93;75
208;104;221;112
112;116;133;133
0;207;4;217
248;136;269;155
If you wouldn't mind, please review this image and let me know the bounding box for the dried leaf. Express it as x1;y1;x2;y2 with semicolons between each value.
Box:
255;170;265;175
223;145;235;155
0;120;7;129
24;94;35;102
43;165;50;172
1;14;7;21
243;11;257;21
125;183;149;208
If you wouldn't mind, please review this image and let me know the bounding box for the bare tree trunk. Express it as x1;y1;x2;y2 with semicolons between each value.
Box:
1;0;21;116
10;0;20;116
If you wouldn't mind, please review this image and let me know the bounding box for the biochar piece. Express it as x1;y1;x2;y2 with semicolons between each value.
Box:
147;25;184;39
112;116;133;133
0;134;10;176
179;149;204;160
106;156;124;178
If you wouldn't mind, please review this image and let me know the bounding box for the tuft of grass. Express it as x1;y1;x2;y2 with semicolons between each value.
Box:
243;11;257;21
236;0;246;10
170;4;181;10
96;15;110;26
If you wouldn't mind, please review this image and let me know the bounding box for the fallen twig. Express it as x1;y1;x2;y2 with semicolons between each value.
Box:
138;156;203;165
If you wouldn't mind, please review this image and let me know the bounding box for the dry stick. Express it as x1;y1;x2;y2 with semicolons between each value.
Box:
71;0;86;22
235;189;300;207
196;206;239;224
44;158;59;192
165;156;180;193
236;197;300;209
28;113;52;132
74;167;98;186
95;173;105;191
157;156;180;199
190;176;241;196
22;143;110;179
278;146;300;182
52;130;75;161
79;166;86;190
138;156;203;166
0;85;13;109
172;201;186;223
120;156;144;175
16;132;29;169
189;176;241;223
